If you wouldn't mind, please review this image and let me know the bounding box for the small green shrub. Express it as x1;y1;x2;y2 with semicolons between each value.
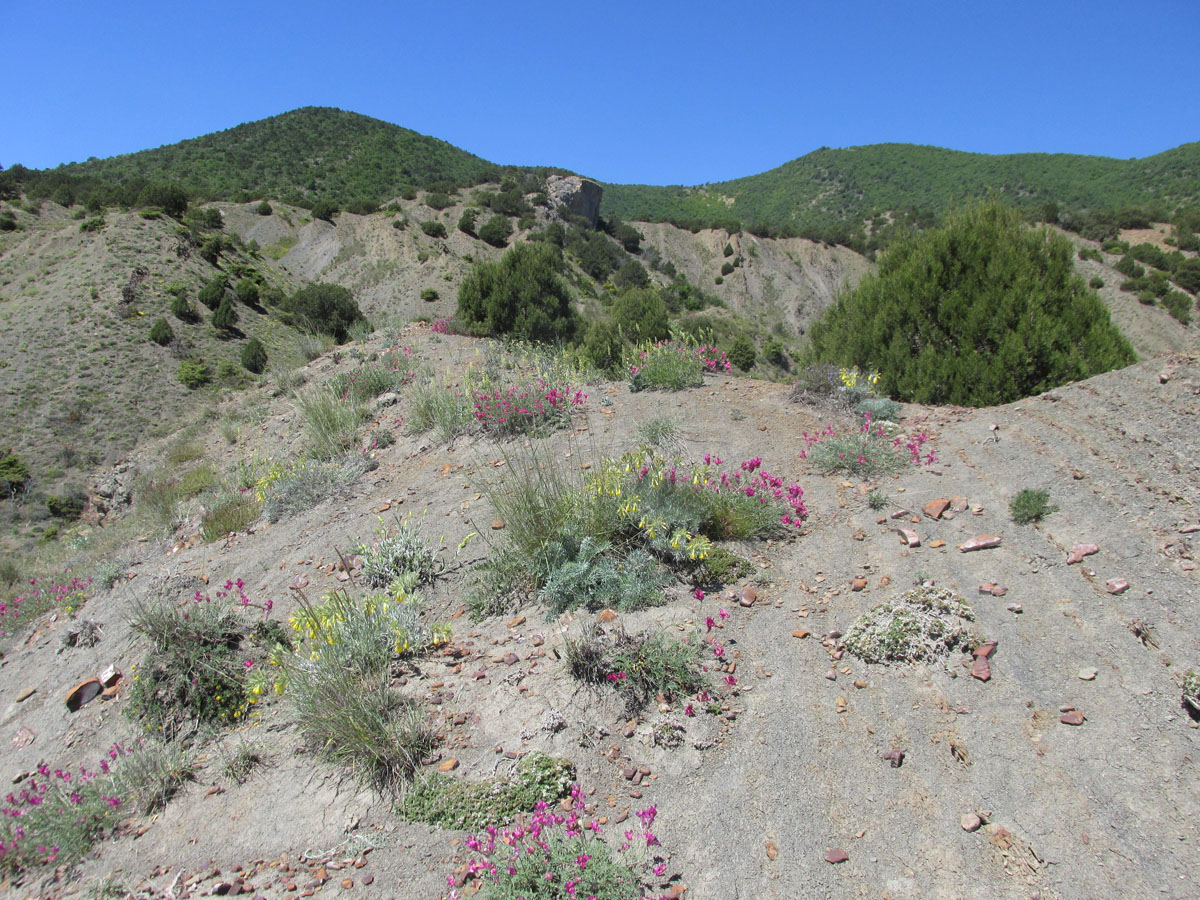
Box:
201;496;261;542
235;277;260;305
178;464;217;497
46;489;86;520
398;753;575;831
256;200;273;215
564;625;705;714
612;287;669;344
178;358;212;389
170;293;198;322
853;397;903;421
197;275;227;311
635;416;680;450
723;242;734;257
695;545;752;586
423;192;452;211
406;376;474;440
113;741;195;815
419;220;447;238
1089;276;1105;289
211;298;238;332
1009;488;1057;525
803;415;916;477
285;283;367;343
311;200;338;221
149;317;174;346
457;208;477;235
867;489;888;510
1183;669;1200;714
844;585;978;664
241;337;268;373
1162;290;1193;325
420;288;439;301
727;335;756;371
79;216;106;233
720;261;735;276
0;448;31;492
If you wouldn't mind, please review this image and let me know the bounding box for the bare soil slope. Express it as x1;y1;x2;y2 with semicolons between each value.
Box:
2;329;1197;900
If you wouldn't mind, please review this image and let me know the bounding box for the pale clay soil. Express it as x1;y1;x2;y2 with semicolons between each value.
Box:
2;326;1199;900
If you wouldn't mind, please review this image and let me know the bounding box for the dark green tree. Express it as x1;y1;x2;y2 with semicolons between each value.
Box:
420;220;447;238
457;208;477;235
149;317;174;345
728;336;756;371
170;293;198;322
806;201;1136;406
311;200;338;222
236;277;260;305
613;259;650;290
614;222;643;253
285;283;366;342
612;288;668;344
212;297;238;332
456;243;577;344
256;200;273;215
478;214;512;248
137;183;188;217
0;448;30;492
198;275;228;310
241;338;268;373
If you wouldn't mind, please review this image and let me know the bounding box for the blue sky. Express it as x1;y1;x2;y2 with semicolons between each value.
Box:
4;0;1198;185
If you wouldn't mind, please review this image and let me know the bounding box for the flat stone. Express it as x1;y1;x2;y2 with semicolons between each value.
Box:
65;677;102;712
950;496;969;512
959;535;1001;552
1006;603;1023;613
961;813;982;832
824;669;837;681
438;759;459;772
740;586;757;607
923;498;951;519
501;653;519;666
15;687;35;703
1060;711;1086;726
1105;579;1129;594
597;609;618;623
973;641;997;659
929;539;946;548
765;841;779;860
890;509;911;520
1078;668;1098;681
1067;543;1099;564
824;848;849;864
970;657;991;681
850;577;867;592
506;615;525;628
882;749;905;767
490;519;505;530
792;630;810;639
896;528;920;547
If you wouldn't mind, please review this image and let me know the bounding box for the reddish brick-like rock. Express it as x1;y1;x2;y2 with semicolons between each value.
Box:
896;528;920;547
923;498;951;519
1067;543;1099;564
1105;579;1129;594
971;657;992;681
825;848;849;864
1060;711;1086;726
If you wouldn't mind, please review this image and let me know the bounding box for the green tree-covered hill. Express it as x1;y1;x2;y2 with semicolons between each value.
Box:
49;107;507;205
601;142;1200;233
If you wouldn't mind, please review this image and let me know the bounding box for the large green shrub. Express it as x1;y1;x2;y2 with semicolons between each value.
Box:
149;317;174;346
456;243;577;343
612;288;668;344
419;220;447;238
728;335;756;371
197;275;228;311
178;359;212;389
284;283;367;343
457;208;477;235
311;200;338;221
478;214;512;247
806;201;1136;406
211;298;238;332
241;338;268;373
0;449;30;492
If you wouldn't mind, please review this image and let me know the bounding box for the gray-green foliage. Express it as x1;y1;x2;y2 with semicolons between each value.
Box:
355;517;440;586
807;201;1137;406
537;538;669;617
844;586;977;664
397;753;575;831
261;455;374;522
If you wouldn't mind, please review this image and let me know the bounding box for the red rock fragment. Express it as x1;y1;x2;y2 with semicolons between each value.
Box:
970;657;992;682
1066;543;1099;564
882;749;905;767
950;496;969;512
923;498;951;519
825;848;849;864
896;528;920;547
1105;579;1129;594
1060;711;1085;726
973;641;997;659
850;577;867;592
740;586;757;607
958;535;1001;552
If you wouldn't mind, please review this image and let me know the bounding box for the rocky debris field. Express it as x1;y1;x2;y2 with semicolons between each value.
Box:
2;331;1198;900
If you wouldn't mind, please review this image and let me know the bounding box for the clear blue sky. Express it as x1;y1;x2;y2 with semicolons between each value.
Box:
4;0;1198;185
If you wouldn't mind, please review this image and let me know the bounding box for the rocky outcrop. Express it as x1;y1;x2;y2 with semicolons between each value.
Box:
546;175;603;227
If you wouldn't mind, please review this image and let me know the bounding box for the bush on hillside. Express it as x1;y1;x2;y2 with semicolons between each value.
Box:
456;243;577;344
256;200;273;216
241;338;268;373
284;283;367;343
612;259;650;290
728;335;756;371
614;222;643;253
805;201;1136;406
478;214;513;248
137;183;188;218
236;277;260;305
420;220;447;239
612;288;668;344
457;208;477;235
311;200;338;222
198;275;228;311
149;317;174;346
0;448;30;492
212;298;238;333
1175;258;1200;295
170;293;198;322
178;359;212;389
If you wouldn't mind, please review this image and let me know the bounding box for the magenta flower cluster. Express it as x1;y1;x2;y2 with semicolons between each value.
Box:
471;379;587;435
430;316;463;335
452;784;671;900
627;340;731;377
197;578;274;615
0;575;91;637
1;743;128;870
799;412;937;470
687;454;808;527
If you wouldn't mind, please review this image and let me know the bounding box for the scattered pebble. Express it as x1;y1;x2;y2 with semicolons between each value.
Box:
959;535;1001;552
1105;579;1129;594
824;848;849;864
961;813;982;832
1078;668;1098;681
1061;711;1086;726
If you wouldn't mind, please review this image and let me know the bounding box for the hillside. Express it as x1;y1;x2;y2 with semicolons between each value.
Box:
0;327;1197;900
47;107;505;205
602;141;1200;232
